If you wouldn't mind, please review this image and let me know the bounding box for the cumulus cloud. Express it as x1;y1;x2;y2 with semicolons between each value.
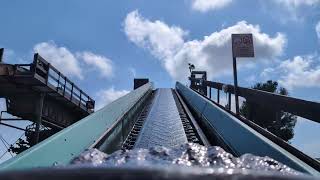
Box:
77;52;113;78
124;10;187;59
191;0;233;12
278;55;320;89
34;41;83;79
124;10;287;81
316;21;320;39
95;87;130;110
34;41;114;79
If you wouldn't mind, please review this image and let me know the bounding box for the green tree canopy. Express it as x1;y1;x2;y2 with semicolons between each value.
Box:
240;80;297;141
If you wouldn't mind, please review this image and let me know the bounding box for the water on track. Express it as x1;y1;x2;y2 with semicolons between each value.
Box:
72;143;305;178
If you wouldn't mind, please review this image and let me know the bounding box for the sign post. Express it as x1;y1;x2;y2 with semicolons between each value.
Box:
231;34;254;115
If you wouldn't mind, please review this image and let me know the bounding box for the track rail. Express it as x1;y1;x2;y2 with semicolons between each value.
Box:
122;91;155;150
172;89;210;146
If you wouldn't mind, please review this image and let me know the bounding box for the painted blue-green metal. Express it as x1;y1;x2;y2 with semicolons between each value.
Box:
0;83;153;171
176;82;320;176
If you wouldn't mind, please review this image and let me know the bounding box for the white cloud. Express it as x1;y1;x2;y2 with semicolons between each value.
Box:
95;87;130;110
124;11;287;82
270;0;320;22
77;52;113;78
316;21;320;39
275;0;320;9
191;0;233;12
260;67;275;78
277;55;320;89
34;41;114;79
34;41;83;79
124;10;187;59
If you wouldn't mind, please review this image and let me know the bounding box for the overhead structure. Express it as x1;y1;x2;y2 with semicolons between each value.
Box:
0;49;95;144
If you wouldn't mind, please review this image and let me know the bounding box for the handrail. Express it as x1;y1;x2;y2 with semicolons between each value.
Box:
191;78;320;124
33;53;95;111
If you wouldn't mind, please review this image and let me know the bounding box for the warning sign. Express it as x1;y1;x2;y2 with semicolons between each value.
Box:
232;34;254;58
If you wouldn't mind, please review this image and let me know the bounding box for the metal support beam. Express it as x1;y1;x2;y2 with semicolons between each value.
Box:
228;92;231;110
0;122;26;131
34;93;45;144
0;118;24;121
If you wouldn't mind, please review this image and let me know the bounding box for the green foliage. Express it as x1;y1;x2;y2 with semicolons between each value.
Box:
240;80;297;141
9;125;57;154
9;138;30;154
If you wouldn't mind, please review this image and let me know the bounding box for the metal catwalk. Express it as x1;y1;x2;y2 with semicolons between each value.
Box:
134;89;188;148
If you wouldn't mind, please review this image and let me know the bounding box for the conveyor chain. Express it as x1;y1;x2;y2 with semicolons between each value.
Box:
172;90;201;144
122;91;155;150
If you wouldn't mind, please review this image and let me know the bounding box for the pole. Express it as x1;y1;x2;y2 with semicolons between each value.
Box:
233;57;240;115
0;122;26;131
228;92;231;110
217;89;220;104
35;93;45;144
0;48;4;63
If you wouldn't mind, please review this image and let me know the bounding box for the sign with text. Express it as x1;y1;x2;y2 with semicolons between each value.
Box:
232;34;254;58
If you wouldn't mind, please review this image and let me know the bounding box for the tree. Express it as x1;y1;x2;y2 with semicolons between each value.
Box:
240;80;297;141
9;123;57;154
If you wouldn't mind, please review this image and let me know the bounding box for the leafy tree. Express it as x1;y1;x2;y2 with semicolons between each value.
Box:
240;80;297;141
9;124;57;154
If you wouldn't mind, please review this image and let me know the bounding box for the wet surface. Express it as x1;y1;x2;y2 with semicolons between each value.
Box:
134;89;188;148
72;143;303;177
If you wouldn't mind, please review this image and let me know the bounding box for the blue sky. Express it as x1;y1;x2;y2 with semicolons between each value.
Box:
0;0;320;162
